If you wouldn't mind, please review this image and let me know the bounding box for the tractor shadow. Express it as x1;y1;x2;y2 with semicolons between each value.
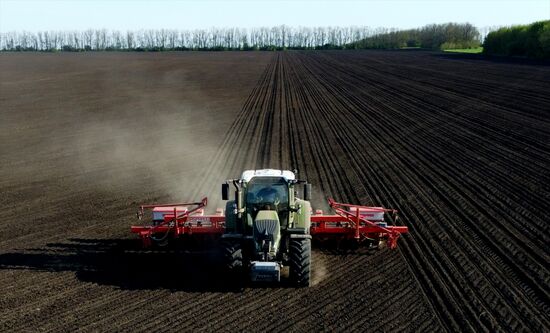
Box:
0;238;378;291
0;238;246;292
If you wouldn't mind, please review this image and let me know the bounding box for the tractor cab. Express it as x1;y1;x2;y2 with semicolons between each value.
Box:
246;176;289;226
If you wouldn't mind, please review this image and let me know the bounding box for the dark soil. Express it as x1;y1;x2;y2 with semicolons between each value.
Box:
1;50;549;332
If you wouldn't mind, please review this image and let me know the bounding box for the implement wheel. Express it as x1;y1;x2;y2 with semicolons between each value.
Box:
289;238;311;287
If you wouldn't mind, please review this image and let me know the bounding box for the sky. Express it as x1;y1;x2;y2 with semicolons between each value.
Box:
0;0;549;32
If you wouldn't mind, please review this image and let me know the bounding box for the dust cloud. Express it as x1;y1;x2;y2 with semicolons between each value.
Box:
71;81;231;212
75;107;229;210
311;252;329;286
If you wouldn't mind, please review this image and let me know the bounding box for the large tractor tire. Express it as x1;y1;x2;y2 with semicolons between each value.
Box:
221;239;243;272
289;238;311;287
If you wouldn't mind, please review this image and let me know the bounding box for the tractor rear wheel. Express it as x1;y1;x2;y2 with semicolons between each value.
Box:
289;238;311;287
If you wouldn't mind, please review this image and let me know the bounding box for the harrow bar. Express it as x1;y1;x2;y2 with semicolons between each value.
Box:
132;197;225;247
131;197;408;248
310;198;408;249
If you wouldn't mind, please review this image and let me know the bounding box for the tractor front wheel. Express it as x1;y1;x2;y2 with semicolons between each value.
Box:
289;238;311;287
221;239;243;273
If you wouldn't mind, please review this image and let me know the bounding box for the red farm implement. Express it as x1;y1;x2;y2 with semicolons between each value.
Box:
132;198;224;248
130;169;409;286
132;197;407;249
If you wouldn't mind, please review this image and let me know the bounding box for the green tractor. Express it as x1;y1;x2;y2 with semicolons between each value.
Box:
221;169;312;287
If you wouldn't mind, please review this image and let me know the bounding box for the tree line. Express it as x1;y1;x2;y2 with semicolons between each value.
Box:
349;23;480;50
483;20;550;59
0;26;376;51
0;23;483;52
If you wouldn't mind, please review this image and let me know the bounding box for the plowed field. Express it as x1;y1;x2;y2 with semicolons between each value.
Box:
1;51;549;332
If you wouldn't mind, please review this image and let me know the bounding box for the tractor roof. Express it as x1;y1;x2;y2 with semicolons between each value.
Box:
241;169;296;182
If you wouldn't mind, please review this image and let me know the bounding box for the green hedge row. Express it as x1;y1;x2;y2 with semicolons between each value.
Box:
350;23;480;50
483;21;550;59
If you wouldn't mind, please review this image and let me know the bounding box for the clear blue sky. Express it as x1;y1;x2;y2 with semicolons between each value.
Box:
1;0;548;32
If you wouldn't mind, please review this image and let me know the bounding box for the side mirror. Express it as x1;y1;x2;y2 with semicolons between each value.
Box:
222;183;229;200
304;183;312;201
